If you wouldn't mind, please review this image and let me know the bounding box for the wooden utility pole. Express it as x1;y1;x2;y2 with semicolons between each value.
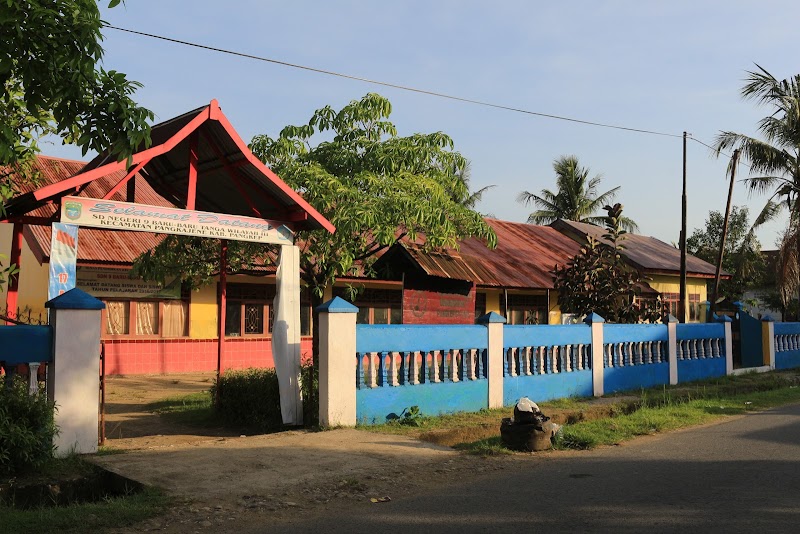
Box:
679;132;688;323
711;149;740;317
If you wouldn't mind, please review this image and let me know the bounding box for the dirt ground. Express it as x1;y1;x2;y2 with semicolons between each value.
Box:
95;373;514;532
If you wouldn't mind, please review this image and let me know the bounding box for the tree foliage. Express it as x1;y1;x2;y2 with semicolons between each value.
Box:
1;0;152;284
249;93;496;295
134;93;496;298
0;0;153;178
553;204;662;323
517;155;638;231
686;206;765;299
714;66;800;307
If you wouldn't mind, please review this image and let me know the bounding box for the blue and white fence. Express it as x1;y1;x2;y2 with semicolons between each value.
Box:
503;324;593;405
355;324;489;424
317;299;735;426
773;322;800;370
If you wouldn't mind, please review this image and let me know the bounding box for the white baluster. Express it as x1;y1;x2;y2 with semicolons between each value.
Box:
367;352;376;387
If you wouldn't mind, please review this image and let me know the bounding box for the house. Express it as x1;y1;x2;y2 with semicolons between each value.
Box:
549;218;729;322
2;154;726;376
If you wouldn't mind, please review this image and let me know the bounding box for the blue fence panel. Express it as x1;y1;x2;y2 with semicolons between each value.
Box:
773;322;800;370
357;381;488;425
504;372;593;405
676;323;726;382
604;363;670;394
356;324;486;353
502;324;593;404
355;324;489;424
602;324;670;393
678;358;726;382
0;325;53;364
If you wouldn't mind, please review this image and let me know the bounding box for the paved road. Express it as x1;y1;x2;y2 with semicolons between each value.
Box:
268;404;800;533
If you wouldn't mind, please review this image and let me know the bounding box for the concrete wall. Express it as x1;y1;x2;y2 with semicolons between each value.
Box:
320;307;734;426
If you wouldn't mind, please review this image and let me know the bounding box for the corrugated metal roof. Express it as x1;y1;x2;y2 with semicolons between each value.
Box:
397;219;583;289
550;219;729;278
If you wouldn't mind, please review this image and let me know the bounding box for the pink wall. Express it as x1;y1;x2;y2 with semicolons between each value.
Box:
102;337;314;375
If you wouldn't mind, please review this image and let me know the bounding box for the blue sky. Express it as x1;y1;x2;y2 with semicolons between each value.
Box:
44;1;800;248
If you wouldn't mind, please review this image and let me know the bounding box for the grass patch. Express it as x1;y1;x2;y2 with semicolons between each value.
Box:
0;486;168;534
1;455;168;534
145;391;221;428
453;436;511;456
359;370;800;454
556;382;800;450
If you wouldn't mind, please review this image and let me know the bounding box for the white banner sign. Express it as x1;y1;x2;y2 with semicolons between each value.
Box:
61;196;294;245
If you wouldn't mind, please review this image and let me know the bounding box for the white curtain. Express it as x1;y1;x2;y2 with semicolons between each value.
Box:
271;245;303;425
163;301;188;337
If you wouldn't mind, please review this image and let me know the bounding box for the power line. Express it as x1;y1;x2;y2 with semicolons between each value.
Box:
688;136;752;171
107;25;684;139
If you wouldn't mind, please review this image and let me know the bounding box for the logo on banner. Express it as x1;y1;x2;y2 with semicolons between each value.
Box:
64;201;82;220
48;223;79;300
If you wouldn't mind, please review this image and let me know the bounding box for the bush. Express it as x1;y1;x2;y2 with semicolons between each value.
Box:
301;362;318;427
0;376;57;476
211;368;283;431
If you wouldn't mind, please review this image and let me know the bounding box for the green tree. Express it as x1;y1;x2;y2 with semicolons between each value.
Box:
686;206;765;300
1;0;153;283
0;0;153;180
714;66;800;309
517;155;638;231
553;204;662;323
133;93;496;366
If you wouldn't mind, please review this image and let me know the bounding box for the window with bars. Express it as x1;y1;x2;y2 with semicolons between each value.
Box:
334;287;402;325
661;292;701;322
223;283;312;337
501;294;548;325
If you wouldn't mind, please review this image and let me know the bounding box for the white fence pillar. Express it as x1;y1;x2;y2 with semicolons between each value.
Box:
719;315;733;375
318;297;358;427
585;313;605;397
45;288;104;457
762;317;776;370
477;312;505;409
667;314;678;385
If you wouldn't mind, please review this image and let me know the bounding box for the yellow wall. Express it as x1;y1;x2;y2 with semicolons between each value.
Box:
484;289;501;314
188;274;281;339
647;274;708;322
0;223;50;319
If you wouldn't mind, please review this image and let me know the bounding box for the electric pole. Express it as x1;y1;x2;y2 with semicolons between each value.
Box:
679;132;688;323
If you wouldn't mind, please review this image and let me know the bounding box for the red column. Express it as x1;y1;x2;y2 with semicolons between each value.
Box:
5;222;23;324
216;239;228;403
186;133;199;210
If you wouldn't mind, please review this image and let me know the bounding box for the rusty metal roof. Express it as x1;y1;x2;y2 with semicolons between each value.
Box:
550;219;729;278
395;219;583;289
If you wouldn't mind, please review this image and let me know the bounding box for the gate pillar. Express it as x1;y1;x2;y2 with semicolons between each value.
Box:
46;289;104;456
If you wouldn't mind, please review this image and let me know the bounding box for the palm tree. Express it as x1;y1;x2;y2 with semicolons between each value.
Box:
517;155;638;231
714;65;800;311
